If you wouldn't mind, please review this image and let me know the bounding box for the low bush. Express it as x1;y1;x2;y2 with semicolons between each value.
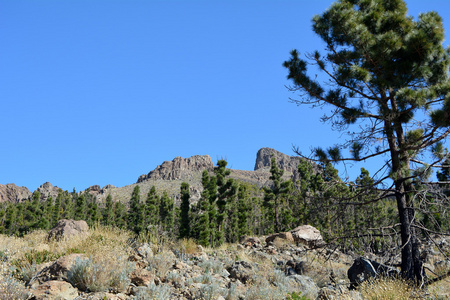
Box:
67;255;134;293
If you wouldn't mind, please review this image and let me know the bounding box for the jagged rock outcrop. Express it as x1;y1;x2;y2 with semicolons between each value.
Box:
254;147;303;173
0;183;31;203
36;182;61;201
254;147;318;183
85;184;115;197
137;155;214;183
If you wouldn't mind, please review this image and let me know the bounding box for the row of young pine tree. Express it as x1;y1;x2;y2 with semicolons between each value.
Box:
1;158;448;251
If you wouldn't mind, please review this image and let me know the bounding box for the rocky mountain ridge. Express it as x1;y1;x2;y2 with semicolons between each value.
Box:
0;148;313;204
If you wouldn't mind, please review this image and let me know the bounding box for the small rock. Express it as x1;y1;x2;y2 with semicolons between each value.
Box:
130;268;154;286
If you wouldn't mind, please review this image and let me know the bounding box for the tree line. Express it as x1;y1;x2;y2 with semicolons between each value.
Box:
1;157;447;254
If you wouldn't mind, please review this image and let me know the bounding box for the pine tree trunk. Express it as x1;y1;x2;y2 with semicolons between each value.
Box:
395;182;424;284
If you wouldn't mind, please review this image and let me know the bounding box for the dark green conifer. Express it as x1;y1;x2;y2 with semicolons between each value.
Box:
179;182;190;239
102;194;114;226
74;194;86;221
159;192;174;234
128;185;144;234
145;186;160;226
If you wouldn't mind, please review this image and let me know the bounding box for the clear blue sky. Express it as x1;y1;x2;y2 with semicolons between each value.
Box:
1;0;449;192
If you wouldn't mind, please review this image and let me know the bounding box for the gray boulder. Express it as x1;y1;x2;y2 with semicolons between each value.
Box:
47;219;89;241
290;225;324;248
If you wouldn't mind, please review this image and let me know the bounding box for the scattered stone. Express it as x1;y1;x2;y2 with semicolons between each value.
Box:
47;219;89;241
136;243;154;260
83;292;129;300
227;261;254;284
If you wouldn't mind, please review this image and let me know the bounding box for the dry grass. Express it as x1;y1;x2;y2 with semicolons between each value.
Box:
174;238;199;255
358;277;424;300
48;225;132;259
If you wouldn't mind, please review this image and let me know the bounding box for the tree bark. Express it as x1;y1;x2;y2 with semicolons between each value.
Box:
396;181;424;284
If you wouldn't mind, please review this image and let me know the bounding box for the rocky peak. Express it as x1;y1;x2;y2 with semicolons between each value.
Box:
36;182;61;201
0;183;31;203
137;155;214;183
254;147;318;182
254;147;303;173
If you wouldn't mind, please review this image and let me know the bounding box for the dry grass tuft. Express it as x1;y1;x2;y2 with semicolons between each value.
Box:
48;225;132;259
358;277;424;300
175;238;198;255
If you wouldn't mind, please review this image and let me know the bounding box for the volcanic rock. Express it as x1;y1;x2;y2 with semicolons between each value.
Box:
0;183;31;203
137;155;214;182
47;219;89;241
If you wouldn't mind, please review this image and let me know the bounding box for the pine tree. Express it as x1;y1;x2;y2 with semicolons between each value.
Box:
102;194;114;226
145;186;160;226
74;194;86;221
263;156;293;233
5;204;17;235
179;182;190;239
62;190;75;219
214;160;236;246
128;185;144;234
283;0;450;281
225;181;239;243
159;192;174;234
195;170;212;247
53;191;62;226
237;184;251;238
114;201;127;229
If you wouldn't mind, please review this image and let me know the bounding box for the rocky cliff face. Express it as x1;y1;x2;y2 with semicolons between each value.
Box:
254;147;303;173
0;183;32;203
137;155;214;183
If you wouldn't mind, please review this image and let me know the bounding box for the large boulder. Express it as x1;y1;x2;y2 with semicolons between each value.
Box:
31;280;78;300
290;225;324;248
47;219;89;241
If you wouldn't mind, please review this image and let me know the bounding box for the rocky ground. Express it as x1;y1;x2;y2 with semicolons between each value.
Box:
0;220;449;300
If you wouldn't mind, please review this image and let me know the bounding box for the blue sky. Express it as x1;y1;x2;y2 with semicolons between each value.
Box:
1;0;449;192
